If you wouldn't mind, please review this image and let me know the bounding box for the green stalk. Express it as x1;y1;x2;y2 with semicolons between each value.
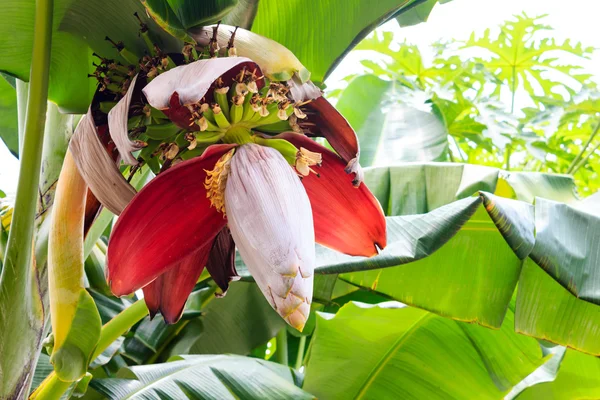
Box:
30;373;71;400
504;144;512;171
570;140;600;175
506;67;517;172
276;328;288;365
33;300;149;399
450;136;466;163
0;0;54;397
92;299;149;359
567;118;600;174
510;66;516;114
295;336;307;370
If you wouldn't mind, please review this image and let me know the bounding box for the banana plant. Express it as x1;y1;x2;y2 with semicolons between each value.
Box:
3;1;600;399
0;0;432;398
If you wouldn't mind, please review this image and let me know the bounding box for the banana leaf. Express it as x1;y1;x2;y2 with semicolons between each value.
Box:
303;302;549;399
517;349;600;399
0;0;182;112
335;74;448;166
89;355;314;399
307;164;600;354
0;75;18;157
177;282;284;357
251;0;422;82
140;0;237;41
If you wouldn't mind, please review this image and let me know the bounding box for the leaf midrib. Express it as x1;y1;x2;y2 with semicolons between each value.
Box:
354;312;434;399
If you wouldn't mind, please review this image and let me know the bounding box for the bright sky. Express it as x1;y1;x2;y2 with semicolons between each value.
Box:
1;0;598;196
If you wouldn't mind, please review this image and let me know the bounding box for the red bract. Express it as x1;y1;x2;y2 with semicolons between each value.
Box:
278;133;386;256
107;144;234;296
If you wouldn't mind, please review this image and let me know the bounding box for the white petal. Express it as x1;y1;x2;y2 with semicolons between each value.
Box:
108;74;143;166
225;144;314;330
69;109;136;215
142;57;257;109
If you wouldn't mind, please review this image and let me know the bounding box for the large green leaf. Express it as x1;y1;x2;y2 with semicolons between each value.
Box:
185;281;284;356
309;164;600;354
90;355;314;399
0;76;18;157
0;0;182;112
113;282;284;365
515;260;600;355
327;201;523;328
528;194;600;303
498;171;579;204
396;0;437;27
505;345;566;399
303;302;547;399
335;74;448;166
517;349;600;399
222;0;259;29
251;0;419;82
395;0;454;26
0;0;94;112
141;0;237;41
308;164;600;352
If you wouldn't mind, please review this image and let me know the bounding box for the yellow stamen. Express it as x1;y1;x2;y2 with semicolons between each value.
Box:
204;149;235;214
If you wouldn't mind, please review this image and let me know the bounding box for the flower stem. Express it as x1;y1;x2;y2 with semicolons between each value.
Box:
450;136;465;163
570;140;600;176
504;144;512;171
276;328;288;365
295;336;307;370
92;299;149;359
0;0;54;396
510;66;516;114
567;118;600;174
29;373;71;400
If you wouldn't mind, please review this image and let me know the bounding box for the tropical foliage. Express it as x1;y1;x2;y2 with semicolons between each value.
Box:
0;1;599;399
334;14;600;195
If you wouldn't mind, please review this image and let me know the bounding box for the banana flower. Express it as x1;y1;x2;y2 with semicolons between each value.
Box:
72;26;386;331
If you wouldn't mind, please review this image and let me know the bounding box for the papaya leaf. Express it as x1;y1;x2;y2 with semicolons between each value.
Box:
464;13;595;103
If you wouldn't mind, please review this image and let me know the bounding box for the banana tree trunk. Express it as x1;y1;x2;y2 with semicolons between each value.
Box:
0;0;59;395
